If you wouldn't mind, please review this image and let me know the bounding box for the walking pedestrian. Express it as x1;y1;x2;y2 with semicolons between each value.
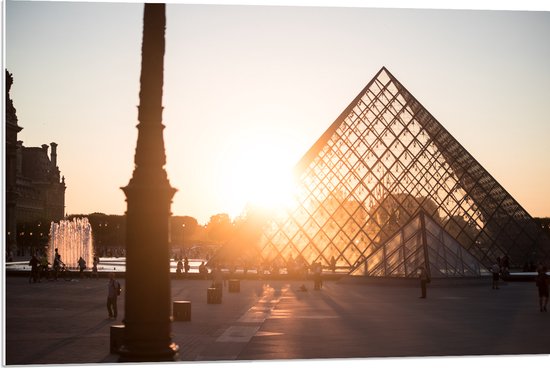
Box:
491;261;500;289
28;254;40;283
418;266;430;298
107;273;121;320
176;259;183;278
535;266;549;312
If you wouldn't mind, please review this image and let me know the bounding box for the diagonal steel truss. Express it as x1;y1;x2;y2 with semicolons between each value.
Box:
257;67;550;274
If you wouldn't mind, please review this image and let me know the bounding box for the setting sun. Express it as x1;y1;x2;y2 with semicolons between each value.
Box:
221;135;299;219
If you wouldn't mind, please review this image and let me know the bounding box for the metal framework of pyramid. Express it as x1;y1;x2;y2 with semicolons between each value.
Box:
256;67;550;275
349;210;485;278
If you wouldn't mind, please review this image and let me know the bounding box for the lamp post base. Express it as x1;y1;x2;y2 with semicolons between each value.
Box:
118;342;179;362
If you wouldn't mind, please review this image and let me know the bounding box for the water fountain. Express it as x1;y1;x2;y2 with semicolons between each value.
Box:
49;217;94;269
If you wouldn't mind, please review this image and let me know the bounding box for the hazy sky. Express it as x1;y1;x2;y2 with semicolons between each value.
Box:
5;0;550;224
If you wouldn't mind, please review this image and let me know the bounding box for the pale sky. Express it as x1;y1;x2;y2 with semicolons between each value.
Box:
5;0;550;224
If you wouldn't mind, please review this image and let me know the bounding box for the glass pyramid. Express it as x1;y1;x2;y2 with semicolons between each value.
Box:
350;210;486;278
257;67;550;274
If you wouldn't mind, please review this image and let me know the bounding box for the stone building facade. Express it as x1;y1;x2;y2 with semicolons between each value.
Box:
5;71;22;256
5;70;66;258
16;142;66;223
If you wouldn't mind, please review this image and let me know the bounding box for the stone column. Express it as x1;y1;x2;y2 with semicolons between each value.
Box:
118;3;179;362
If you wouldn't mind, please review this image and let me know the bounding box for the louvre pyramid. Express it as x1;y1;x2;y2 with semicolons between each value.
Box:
257;67;550;275
349;210;485;278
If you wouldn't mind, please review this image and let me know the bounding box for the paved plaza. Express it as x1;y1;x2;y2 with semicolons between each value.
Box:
3;274;550;366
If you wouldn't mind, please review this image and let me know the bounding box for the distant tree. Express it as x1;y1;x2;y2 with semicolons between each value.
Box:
205;213;234;244
229;204;268;263
170;215;199;247
85;213;126;252
181;216;198;239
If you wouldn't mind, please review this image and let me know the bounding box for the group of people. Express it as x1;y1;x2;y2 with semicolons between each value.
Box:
27;249;63;282
175;256;191;277
25;249;550;317
490;255;511;290
27;249;101;282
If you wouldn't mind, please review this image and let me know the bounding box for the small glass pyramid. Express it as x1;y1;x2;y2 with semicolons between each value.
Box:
350;210;486;278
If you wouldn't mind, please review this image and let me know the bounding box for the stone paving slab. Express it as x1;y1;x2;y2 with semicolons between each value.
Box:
3;275;550;367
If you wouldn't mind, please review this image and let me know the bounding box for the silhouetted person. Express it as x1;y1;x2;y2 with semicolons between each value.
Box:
53;248;62;280
418;266;429;298
176;259;183;277
184;256;190;275
330;256;336;273
28;254;39;283
491;262;500;289
535;266;549;312
199;261;208;279
312;261;323;290
78;256;87;278
107;272;121;320
92;255;99;278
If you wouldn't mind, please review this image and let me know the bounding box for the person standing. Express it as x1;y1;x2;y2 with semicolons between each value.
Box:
78;256;87;278
176;259;183;278
53;248;62;280
418;266;430;298
107;273;121;320
313;261;323;290
92;255;99;279
28;254;40;283
330;256;336;273
199;261;208;279
184;256;190;276
491;262;500;290
535;266;549;312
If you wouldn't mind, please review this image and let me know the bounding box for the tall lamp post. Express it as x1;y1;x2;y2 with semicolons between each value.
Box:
118;3;179;362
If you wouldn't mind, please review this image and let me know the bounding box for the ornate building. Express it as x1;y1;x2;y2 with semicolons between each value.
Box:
16;142;66;223
6;71;22;256
5;70;66;257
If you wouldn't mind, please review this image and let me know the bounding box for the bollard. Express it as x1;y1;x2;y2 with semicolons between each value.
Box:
228;279;240;292
110;324;125;354
173;301;191;321
207;287;222;304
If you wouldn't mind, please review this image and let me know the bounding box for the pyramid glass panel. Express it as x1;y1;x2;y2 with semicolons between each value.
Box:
351;211;486;278
257;67;550;274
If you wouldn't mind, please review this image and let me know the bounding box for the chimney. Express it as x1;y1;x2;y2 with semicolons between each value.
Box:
50;142;58;167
